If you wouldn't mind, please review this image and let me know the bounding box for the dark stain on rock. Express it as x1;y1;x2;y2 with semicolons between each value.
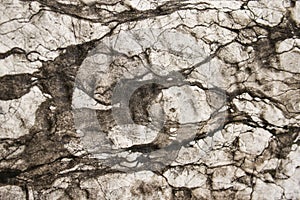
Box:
129;83;163;125
0;169;22;184
0;74;33;100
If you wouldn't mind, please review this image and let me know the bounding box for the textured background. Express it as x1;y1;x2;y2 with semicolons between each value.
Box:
0;0;299;199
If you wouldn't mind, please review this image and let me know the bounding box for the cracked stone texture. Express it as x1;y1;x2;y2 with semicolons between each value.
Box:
0;0;299;199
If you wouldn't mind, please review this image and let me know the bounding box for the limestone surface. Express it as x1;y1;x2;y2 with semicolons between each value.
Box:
0;0;299;199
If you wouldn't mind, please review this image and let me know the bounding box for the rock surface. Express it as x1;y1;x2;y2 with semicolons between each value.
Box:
0;0;299;199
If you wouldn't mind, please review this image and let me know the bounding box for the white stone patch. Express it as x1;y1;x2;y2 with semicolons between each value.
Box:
207;0;242;10
201;148;233;167
42;189;70;200
280;145;300;177
52;177;72;189
163;165;207;188
192;24;237;45
107;124;158;149
147;30;211;74
96;2;129;13
238;128;272;155
72;87;111;110
124;0;165;11
169;127;177;133
96;171;172;200
192;188;212;200
149;50;195;72
111;29;149;56
233;98;291;127
57;0;80;6
252;179;283;200
277;168;300;200
276;38;300;53
256;158;280;172
0;10;110;60
263;104;291;127
210;166;241;190
290;1;300;25
233;97;260;114
248;0;285;26
155;30;210;61
0;54;42;77
0;185;25;200
238;93;253;101
0;0;38;24
279;50;300;73
217;9;254;29
162;86;212;124
212;130;236;148
236;188;253;200
80;178;106;199
173;145;202;165
189;57;227;89
0;86;46;139
218;42;252;63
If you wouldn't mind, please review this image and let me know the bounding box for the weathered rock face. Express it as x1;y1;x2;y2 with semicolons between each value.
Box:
0;0;299;199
